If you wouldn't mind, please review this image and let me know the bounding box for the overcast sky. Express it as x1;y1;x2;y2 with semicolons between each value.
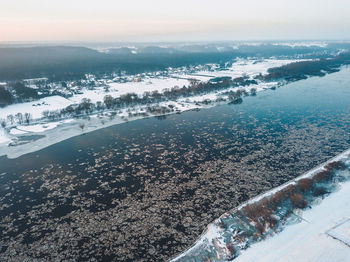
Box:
1;0;349;42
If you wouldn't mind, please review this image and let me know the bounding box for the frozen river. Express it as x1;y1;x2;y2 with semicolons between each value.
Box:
1;68;350;261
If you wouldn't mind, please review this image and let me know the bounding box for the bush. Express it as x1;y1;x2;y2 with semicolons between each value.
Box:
290;193;308;209
313;170;333;183
297;178;313;192
268;184;298;211
313;187;328;197
324;161;346;171
242;198;278;234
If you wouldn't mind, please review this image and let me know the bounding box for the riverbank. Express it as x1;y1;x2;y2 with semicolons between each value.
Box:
172;149;350;261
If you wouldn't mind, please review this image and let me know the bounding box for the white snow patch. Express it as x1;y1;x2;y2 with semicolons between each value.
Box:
17;123;60;133
170;58;305;84
327;219;350;247
0;129;10;144
0;96;72;120
10;128;28;135
15;119;75;133
68;77;190;104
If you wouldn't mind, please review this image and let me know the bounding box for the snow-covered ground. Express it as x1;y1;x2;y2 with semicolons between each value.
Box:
171;59;302;81
72;77;190;104
235;180;350;262
0;95;72;120
9;119;74;134
171;149;350;262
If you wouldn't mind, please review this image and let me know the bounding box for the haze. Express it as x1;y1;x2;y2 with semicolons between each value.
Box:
1;0;350;42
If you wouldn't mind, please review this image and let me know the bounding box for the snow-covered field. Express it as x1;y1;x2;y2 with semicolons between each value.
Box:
72;77;190;104
171;149;350;262
171;59;303;81
0;95;72;120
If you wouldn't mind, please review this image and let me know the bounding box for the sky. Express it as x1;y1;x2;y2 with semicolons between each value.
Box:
1;0;350;42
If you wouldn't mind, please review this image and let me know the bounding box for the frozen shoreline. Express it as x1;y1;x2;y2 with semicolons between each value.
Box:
0;85;276;159
0;99;216;159
0;110;165;159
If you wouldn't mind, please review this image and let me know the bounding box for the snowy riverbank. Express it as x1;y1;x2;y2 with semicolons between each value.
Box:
235;178;350;262
171;149;350;261
0;58;300;159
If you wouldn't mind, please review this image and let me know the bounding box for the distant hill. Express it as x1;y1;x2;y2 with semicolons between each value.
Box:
0;43;345;81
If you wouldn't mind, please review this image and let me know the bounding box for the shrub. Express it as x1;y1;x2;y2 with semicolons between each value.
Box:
290;193;308;209
267;184;298;212
225;243;236;258
297;178;313;192
268;191;285;209
313;170;333;183
280;184;298;198
313;186;328;197
324;161;346;171
255;221;265;235
242;198;278;234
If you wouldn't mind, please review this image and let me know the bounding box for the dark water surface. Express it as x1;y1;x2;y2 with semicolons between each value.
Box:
1;68;350;261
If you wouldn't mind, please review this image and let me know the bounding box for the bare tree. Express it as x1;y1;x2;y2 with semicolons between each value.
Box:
79;123;85;132
250;88;257;96
0;119;6;128
24;113;32;125
7;114;14;125
42;110;50;118
15;113;23;124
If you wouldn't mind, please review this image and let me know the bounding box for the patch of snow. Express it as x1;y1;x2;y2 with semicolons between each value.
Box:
10;128;27;135
15;119;75;133
61;119;74;124
68;77;190;104
0;96;72;120
327;219;350;247
0;129;10;144
170;58;305;83
17;123;60;133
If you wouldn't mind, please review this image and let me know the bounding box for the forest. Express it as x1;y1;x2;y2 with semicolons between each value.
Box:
0;43;339;81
